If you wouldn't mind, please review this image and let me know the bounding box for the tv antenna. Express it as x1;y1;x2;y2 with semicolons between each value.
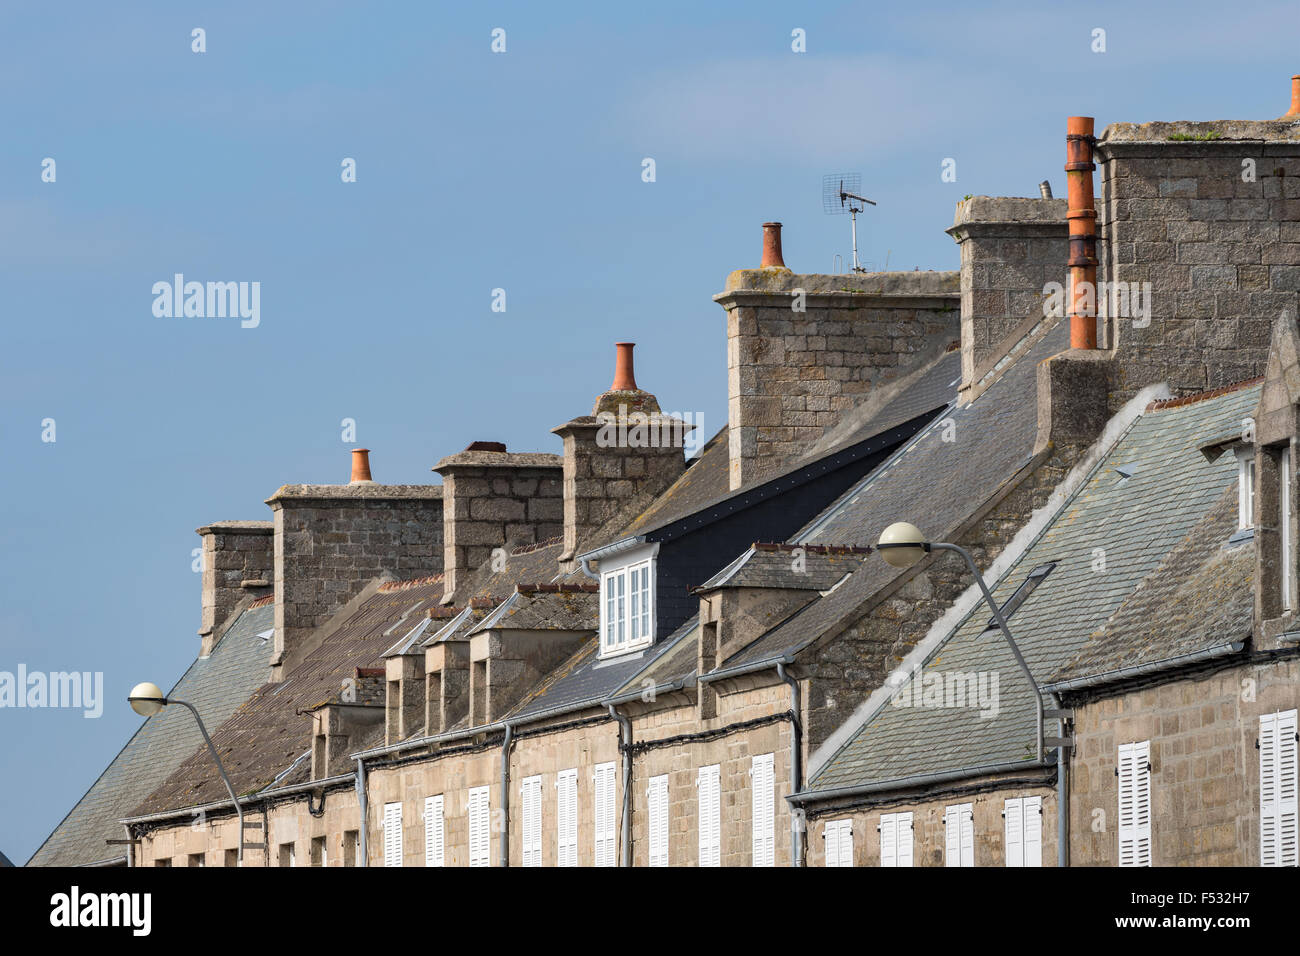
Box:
822;173;876;272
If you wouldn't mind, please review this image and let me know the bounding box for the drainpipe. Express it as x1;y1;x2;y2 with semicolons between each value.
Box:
1054;694;1069;869
1066;115;1098;350
123;824;134;868
775;662;803;867
353;756;369;868
607;703;633;867
499;722;514;868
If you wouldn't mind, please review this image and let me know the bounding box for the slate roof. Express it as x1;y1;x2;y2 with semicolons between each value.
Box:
133;578;445;815
504;616;700;720
619;347;961;542
466;585;598;635
806;381;1260;795
695;543;871;593
1048;483;1254;688
720;320;1069;670
28;602;275;866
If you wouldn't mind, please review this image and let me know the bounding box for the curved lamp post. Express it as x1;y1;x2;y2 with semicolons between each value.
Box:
876;523;1047;761
128;682;245;865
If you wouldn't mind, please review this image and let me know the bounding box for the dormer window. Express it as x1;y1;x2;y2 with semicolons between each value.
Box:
599;546;656;657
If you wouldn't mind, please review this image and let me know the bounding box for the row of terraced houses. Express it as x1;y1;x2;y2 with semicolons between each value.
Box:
31;80;1300;868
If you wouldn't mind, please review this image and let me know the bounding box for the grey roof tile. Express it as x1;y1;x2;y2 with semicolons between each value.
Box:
28;602;275;866
806;382;1261;794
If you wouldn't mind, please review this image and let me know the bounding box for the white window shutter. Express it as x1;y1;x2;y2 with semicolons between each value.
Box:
557;768;578;867
1118;741;1152;867
1261;710;1299;867
520;777;542;867
594;762;617;867
751;753;775;867
1004;798;1023;867
424;795;444;867
1004;797;1042;867
383;801;402;868
697;765;720;867
945;803;973;867
1023;797;1043;867
648;774;669;867
944;806;959;867
468;786;490;867
897;812;913;867
824;819;852;867
879;814;896;868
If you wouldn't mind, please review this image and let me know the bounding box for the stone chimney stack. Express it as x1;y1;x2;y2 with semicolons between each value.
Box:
196;521;273;656
715;223;960;490
946;195;1069;401
267;450;443;675
433;442;563;603
552;343;690;563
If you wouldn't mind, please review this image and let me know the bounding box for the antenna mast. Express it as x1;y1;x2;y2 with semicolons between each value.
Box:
822;173;877;272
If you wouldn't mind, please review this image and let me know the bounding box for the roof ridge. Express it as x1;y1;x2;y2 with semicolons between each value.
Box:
377;574;445;593
1146;376;1263;412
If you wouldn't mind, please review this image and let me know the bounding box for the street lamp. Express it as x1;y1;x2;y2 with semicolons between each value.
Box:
875;523;1050;761
128;682;245;865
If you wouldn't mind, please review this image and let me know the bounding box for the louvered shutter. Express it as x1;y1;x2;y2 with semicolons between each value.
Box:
896;812;913;867
1004;798;1023;867
1023;797;1043;867
880;814;897;867
424;795;444;867
557;768;578;867
468;786;490;867
521;777;542;867
750;753;775;867
594;762;617;867
1261;710;1299;867
697;764;720;867
648;774;669;867
824;819;851;867
383;801;402;867
1118;741;1152;867
945;803;973;866
944;805;959;867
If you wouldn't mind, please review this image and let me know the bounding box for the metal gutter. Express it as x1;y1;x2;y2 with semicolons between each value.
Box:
698;654;795;684
1043;641;1245;695
121;772;356;827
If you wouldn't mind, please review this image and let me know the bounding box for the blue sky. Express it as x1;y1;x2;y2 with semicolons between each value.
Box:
2;0;1295;864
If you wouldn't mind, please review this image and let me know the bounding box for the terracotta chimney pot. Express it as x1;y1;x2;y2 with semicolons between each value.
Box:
761;222;786;268
1283;75;1300;118
611;342;638;392
350;448;373;483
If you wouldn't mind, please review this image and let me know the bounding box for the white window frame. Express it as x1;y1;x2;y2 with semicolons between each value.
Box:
879;811;913;867
556;768;578;867
382;801;402;868
599;544;657;657
1260;709;1298;867
697;764;721;867
424;795;444;867
594;762;618;867
468;786;491;867
750;753;775;867
520;776;542;867
824;819;853;867
1117;740;1152;867
648;774;669;867
1235;446;1255;530
944;803;974;867
1003;796;1042;867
